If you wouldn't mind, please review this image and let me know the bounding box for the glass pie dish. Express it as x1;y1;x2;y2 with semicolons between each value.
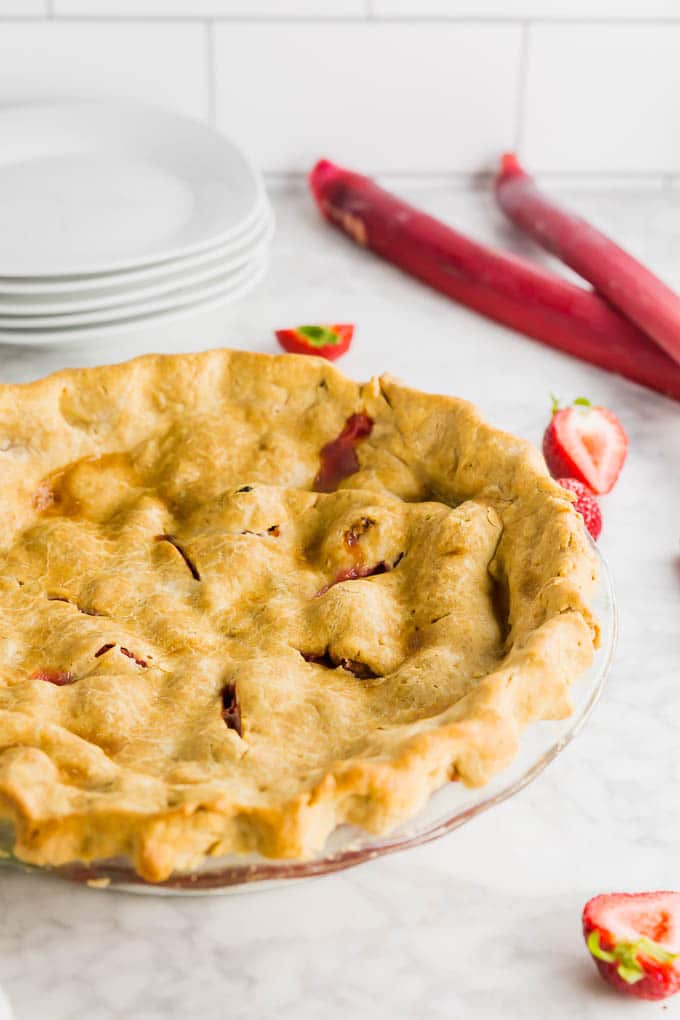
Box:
0;543;615;896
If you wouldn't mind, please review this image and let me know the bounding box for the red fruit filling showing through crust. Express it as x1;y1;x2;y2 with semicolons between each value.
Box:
120;647;148;668
31;668;76;686
155;534;201;581
94;643;115;658
221;684;242;736
301;650;377;680
315;516;401;596
313;412;373;493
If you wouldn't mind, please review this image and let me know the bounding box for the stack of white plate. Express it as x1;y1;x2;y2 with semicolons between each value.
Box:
0;102;273;347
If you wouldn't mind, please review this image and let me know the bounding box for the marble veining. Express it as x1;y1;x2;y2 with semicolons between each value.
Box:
0;184;678;1020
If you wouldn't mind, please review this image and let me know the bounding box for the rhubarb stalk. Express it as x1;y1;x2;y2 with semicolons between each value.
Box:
309;159;680;402
496;153;680;369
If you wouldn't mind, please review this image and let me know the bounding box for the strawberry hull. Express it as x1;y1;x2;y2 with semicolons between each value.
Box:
589;955;674;1001
584;924;680;1001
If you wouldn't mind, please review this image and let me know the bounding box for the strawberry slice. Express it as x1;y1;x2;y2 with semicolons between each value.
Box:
275;323;354;361
556;478;602;540
543;397;628;494
583;891;680;1000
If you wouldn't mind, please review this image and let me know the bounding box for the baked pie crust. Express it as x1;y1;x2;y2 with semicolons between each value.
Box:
0;349;598;881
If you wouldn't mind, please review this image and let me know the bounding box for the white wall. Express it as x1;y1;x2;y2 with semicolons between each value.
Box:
2;0;679;184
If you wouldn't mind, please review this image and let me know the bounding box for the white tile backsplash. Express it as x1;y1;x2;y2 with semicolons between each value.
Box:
373;0;680;16
214;23;521;174
0;24;209;119
53;0;367;15
524;24;680;173
0;6;678;181
0;0;47;12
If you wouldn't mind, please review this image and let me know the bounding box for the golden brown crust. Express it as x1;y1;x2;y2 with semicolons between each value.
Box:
0;349;598;881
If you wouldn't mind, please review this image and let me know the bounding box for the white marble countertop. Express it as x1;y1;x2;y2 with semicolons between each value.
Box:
0;182;679;1020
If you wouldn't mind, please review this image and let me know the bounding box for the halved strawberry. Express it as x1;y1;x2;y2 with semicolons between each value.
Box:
275;324;354;361
583;891;680;1000
556;478;602;541
543;397;628;494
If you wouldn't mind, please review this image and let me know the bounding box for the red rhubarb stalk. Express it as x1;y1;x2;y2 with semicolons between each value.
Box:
309;159;680;402
496;153;680;369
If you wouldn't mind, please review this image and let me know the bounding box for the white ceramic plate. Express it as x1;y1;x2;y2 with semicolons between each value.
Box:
0;253;265;330
0;202;274;298
0;258;268;347
0;217;274;318
0;101;266;277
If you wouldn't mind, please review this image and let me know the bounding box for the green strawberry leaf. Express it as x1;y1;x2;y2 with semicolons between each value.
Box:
297;325;340;347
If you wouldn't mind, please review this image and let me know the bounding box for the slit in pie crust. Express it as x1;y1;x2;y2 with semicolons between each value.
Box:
0;349;598;881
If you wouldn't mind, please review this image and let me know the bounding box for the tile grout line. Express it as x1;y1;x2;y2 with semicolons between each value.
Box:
204;19;217;127
3;11;677;189
9;14;680;24
512;20;530;154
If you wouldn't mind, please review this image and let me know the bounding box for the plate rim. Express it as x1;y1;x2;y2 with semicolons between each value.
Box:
0;203;273;296
0;258;268;347
0;99;267;277
0;222;274;323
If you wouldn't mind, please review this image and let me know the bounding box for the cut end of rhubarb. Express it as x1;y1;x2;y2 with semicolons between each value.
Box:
498;152;527;181
495;150;680;371
309;159;343;204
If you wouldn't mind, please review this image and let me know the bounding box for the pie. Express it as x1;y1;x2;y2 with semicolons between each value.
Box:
0;348;598;882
